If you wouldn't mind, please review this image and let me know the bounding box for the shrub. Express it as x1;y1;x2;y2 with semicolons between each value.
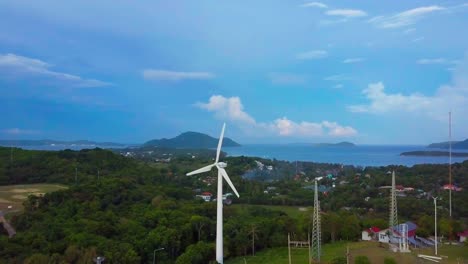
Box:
354;255;371;264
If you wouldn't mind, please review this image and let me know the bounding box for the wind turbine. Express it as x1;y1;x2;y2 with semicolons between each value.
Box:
186;123;240;264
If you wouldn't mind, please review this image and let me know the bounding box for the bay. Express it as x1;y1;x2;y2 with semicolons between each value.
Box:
224;144;468;167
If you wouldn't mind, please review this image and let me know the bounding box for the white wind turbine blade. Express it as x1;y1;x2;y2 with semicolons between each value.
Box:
186;164;215;176
215;123;226;163
219;167;240;198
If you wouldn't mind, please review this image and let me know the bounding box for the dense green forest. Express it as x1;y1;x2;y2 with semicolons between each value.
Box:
0;147;467;263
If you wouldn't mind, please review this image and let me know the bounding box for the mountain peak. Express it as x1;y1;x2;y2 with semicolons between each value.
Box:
143;131;241;148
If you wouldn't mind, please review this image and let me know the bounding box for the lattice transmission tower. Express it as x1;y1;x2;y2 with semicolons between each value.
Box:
389;171;398;233
311;179;321;262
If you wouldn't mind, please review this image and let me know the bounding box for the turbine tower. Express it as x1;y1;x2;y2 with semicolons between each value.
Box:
186;123;240;264
311;176;322;262
389;171;398;236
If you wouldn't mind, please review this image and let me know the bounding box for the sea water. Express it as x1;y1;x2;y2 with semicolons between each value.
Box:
224;144;468;167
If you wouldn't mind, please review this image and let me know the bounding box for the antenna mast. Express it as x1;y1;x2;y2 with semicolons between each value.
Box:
449;111;452;218
311;179;321;262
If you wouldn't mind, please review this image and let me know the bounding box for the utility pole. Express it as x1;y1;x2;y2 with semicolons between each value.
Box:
346;245;350;264
249;225;257;256
433;197;438;255
288;233;291;264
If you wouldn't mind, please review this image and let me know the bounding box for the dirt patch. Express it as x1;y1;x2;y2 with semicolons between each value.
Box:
0;198;12;203
11;195;28;200
9;188;40;193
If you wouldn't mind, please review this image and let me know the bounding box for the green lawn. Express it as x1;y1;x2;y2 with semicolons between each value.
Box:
226;241;468;264
0;183;67;214
232;204;313;219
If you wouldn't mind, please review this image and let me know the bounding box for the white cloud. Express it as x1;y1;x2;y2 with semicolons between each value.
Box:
347;54;468;122
0;53;111;87
324;74;352;81
301;2;328;8
403;28;416;34
1;128;39;135
412;37;425;42
197;95;358;138
347;82;432;113
368;5;445;28
325;9;367;18
196;95;256;125
269;73;306;85
333;84;344;89
417;58;458;65
343;58;365;64
143;69;215;81
296;50;328;60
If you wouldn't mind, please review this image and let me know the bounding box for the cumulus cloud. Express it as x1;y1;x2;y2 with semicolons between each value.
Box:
296;50;328;60
269;73;307;85
196;95;256;125
1;128;39;135
325;9;367;18
343;58;365;64
348;54;468;122
368;5;445;28
0;53;111;87
196;95;358;138
301;2;328;8
143;69;215;81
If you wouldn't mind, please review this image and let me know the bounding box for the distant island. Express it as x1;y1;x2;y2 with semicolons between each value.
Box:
143;131;241;149
427;139;468;149
400;151;468;157
312;142;356;147
0;139;127;148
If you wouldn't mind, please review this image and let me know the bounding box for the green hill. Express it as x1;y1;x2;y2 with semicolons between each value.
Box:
143;131;241;148
428;139;468;149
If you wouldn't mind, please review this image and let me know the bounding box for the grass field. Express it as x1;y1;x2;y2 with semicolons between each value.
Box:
232;204;313;219
225;241;468;264
0;183;67;214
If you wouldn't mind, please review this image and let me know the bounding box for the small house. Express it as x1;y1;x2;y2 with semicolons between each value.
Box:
362;227;380;241
457;230;468;243
196;192;213;202
378;229;390;243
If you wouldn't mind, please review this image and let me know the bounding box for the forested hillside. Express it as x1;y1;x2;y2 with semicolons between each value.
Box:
0;147;467;263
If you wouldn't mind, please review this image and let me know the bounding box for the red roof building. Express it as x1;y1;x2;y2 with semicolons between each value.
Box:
442;184;462;192
457;230;468;243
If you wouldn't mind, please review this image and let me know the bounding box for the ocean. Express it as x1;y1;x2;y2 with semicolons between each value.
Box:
10;144;468;167
223;144;468;167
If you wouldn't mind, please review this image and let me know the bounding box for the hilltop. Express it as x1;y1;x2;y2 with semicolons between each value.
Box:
143;131;241;148
428;139;468;149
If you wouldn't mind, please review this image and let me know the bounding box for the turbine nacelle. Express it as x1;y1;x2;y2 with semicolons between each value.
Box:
186;123;239;198
217;162;227;168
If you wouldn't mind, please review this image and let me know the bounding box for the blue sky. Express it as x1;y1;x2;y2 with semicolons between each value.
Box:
1;0;467;144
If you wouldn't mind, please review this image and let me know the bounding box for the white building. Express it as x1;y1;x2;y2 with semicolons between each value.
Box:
378;229;390;243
